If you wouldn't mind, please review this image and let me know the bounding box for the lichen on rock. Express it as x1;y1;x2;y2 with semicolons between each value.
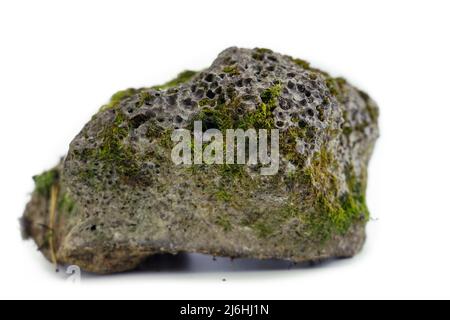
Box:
22;47;379;274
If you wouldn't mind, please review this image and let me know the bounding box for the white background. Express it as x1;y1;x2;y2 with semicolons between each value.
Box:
1;0;449;300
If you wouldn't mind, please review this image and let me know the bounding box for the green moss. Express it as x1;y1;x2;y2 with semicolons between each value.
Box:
325;77;347;103
338;192;369;230
98;112;132;163
201;105;231;130
193;100;236;131
187;83;283;211
237;82;282;130
343;126;353;136
80;111;140;187
300;149;369;242
253;221;275;238
241;104;274;129
252;48;273;61
40;230;52;250
58;192;76;214
260;82;282;105
273;146;369;243
249;203;301;239
367;105;379;122
215;189;233;202
80;110;175;188
312;188;368;240
138;91;153;106
358;90;379;122
78;165;97;189
146;121;165;140
33;169;59;197
152;70;197;90
159;129;174;149
100;88;140;112
223;65;240;76
219;164;245;181
292;58;311;70
255;48;273;54
216;215;232;232
280;125;320;168
198;98;216;107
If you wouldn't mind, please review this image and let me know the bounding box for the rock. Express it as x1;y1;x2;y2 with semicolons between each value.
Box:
21;47;379;274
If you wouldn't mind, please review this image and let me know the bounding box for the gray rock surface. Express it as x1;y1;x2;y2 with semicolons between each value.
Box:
22;47;379;273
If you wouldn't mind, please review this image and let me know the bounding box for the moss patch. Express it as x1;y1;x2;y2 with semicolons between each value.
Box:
292;58;311;70
252;48;273;61
215;188;233;202
152;70;197;90
33;169;59;197
250;203;300;239
79;110;173;188
58;192;76;214
193;82;282;132
100;88;141;112
325;77;348;103
98;112;137;176
216;215;232;232
79;110;140;187
304;149;369;241
223;65;240;76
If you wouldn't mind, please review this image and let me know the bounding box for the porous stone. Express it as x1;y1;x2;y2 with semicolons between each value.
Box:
21;47;379;273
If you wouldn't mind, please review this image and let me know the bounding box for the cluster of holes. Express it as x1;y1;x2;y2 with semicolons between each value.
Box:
121;49;332;134
83;47;341;171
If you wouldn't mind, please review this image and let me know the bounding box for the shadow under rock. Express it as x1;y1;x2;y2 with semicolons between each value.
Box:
129;253;342;274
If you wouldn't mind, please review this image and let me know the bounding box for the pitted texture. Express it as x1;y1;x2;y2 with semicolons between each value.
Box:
121;48;338;131
22;47;379;273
